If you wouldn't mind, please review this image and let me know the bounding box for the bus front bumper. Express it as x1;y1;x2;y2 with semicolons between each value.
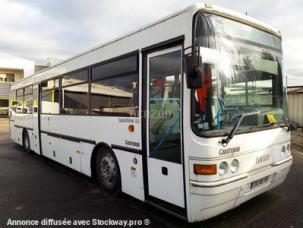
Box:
188;156;292;223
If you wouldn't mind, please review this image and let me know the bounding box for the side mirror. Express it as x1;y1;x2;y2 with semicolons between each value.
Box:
286;122;297;132
183;47;203;89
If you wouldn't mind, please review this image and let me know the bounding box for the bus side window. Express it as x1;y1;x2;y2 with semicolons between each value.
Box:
24;86;33;114
61;70;89;115
91;54;139;116
41;79;60;114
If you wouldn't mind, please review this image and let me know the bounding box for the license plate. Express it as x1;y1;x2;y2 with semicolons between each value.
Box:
250;176;270;189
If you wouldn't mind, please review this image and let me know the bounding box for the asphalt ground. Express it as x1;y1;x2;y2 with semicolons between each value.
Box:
0;118;302;228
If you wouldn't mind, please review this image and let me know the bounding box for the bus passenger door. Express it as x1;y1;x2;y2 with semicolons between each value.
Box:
32;85;40;154
146;46;185;210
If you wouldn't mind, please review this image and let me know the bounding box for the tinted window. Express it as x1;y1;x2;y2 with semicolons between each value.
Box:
91;54;139;116
92;55;137;81
91;74;138;116
9;90;17;109
62;70;88;87
148;50;182;164
17;89;23;97
41;79;60;114
62;70;89;115
16;89;24;113
62;83;89;114
6;73;15;82
24;86;33;114
0;99;9;107
33;87;38;113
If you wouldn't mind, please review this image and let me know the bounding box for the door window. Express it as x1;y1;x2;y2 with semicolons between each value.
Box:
149;50;182;163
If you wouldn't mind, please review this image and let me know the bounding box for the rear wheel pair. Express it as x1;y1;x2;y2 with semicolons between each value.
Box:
95;147;121;194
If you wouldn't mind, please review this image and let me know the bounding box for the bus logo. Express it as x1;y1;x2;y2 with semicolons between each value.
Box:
219;147;240;156
256;154;270;165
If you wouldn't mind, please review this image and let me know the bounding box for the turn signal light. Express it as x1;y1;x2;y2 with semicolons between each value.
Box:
194;164;217;175
128;124;135;132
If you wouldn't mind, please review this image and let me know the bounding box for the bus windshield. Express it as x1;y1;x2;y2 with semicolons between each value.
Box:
192;12;288;137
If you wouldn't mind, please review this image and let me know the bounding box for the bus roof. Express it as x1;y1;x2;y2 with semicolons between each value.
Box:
11;3;281;90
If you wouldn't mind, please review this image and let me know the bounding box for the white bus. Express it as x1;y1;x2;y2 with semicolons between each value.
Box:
9;3;294;222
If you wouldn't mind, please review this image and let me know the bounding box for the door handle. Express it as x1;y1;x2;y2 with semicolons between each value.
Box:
162;167;168;175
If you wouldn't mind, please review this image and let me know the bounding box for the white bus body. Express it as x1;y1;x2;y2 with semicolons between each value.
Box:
9;3;292;222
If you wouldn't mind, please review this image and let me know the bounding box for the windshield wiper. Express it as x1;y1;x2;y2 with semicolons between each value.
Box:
220;111;260;147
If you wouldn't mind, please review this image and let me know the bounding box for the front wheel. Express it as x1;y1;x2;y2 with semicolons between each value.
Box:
22;130;31;153
95;148;121;194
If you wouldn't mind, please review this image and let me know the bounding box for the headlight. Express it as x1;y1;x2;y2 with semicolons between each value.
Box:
218;161;229;176
230;159;239;173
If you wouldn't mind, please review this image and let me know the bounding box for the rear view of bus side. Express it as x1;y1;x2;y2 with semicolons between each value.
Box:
9;3;293;223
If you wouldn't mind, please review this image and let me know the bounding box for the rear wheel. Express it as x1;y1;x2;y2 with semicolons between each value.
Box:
95;147;121;194
22;130;30;153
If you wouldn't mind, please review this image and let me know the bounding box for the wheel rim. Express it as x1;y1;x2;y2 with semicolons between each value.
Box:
100;153;116;184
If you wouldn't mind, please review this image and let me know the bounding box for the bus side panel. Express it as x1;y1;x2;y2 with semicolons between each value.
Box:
112;149;144;201
41;133;51;158
60;138;82;172
9;112;19;144
10;113;34;146
39;114;144;200
11;125;22;145
79;142;95;176
31;114;40;155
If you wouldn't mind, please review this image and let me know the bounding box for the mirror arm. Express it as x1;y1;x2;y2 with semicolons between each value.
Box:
220;111;260;147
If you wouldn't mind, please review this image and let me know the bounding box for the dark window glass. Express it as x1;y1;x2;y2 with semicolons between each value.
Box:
148;50;182;164
61;70;89;115
62;83;89;115
33;87;38;113
9;90;18;112
17;89;23;97
192;12;286;137
24;86;33;95
0;99;9;107
91;74;139;116
41;79;60;114
91;54;139;116
16;89;24;113
24;86;33;114
92;55;137;81
9;90;16;108
6;74;15;82
62;70;88;87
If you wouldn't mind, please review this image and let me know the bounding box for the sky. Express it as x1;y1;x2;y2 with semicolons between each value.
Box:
0;0;302;86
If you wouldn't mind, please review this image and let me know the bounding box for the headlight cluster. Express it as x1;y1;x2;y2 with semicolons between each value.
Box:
282;144;291;156
218;159;239;176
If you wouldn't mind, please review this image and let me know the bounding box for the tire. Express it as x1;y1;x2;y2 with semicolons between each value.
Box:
22;130;31;153
95;147;121;194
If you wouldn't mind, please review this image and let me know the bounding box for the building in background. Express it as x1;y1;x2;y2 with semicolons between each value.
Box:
0;53;59;116
0;53;35;115
288;86;303;128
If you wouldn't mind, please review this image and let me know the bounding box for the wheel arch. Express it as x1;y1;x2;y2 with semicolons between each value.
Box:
22;128;27;138
90;142;120;180
22;128;28;145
